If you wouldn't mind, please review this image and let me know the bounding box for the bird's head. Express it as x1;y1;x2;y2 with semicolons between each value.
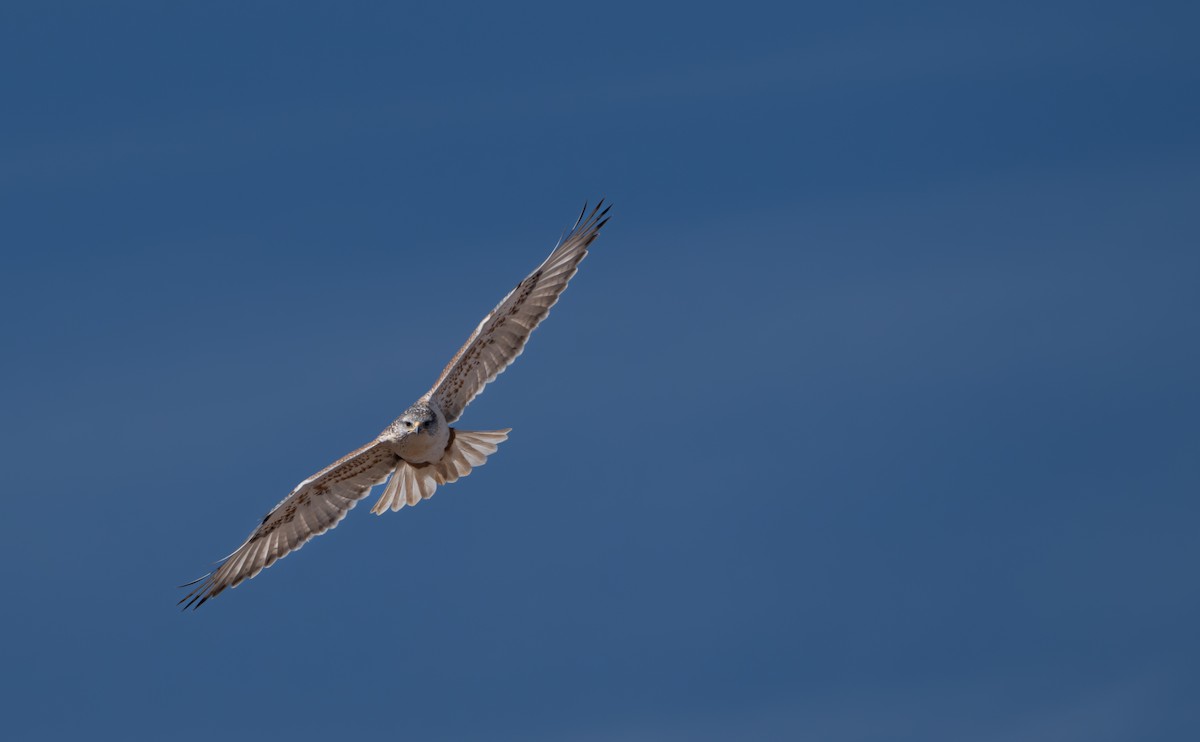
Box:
388;403;437;437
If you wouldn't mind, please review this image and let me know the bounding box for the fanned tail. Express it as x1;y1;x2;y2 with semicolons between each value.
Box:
371;428;510;514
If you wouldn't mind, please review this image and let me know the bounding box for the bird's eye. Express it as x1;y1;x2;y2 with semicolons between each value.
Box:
404;421;414;428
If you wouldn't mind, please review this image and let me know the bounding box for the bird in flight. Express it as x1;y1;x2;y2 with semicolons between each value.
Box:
180;201;611;609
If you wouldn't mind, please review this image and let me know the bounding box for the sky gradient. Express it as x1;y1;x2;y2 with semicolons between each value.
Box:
2;2;1198;740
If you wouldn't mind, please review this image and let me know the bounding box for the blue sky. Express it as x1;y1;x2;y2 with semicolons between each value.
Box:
2;2;1198;740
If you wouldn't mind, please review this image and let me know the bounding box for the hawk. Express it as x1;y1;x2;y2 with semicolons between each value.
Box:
180;201;611;609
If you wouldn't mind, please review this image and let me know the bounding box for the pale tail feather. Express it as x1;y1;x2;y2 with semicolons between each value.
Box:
371;428;510;514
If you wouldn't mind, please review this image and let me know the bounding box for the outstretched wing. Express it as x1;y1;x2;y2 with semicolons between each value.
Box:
180;441;399;609
426;201;611;423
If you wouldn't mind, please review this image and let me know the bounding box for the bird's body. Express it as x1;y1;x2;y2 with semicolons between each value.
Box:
180;202;610;609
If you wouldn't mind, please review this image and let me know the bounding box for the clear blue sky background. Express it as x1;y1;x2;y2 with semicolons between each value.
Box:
2;2;1197;740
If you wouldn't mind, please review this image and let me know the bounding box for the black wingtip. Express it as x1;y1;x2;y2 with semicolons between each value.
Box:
578;199;610;231
177;571;216;611
178;590;210;611
557;199;611;246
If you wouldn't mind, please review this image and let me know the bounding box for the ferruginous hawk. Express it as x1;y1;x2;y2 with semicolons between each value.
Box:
180;201;611;609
